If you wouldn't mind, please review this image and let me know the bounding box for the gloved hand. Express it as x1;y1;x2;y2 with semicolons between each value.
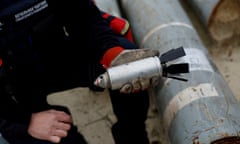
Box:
100;46;160;93
101;12;134;42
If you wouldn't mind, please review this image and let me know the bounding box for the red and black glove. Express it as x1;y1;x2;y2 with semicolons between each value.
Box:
0;58;2;67
101;12;134;42
100;46;124;68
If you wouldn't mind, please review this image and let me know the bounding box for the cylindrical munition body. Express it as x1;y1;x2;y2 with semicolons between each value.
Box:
97;56;162;90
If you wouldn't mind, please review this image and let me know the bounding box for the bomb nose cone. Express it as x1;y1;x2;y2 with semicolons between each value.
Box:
94;72;110;88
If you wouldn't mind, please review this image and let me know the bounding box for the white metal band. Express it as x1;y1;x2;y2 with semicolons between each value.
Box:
140;22;194;48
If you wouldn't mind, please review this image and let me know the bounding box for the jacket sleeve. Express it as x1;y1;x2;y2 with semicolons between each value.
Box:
46;0;121;61
0;88;31;141
88;1;121;58
0;118;30;141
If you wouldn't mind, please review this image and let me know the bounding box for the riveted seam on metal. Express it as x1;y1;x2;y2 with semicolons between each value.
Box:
140;22;194;48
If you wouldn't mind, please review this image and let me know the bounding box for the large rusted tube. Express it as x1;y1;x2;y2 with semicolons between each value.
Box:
119;0;240;143
185;0;240;42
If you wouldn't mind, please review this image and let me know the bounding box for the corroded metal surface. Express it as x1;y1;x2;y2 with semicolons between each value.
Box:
185;0;220;26
185;0;240;42
120;0;240;143
211;136;240;144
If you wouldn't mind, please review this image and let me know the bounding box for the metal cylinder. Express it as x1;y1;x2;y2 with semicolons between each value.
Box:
184;0;220;27
94;0;122;17
185;0;240;42
106;56;161;90
120;0;240;143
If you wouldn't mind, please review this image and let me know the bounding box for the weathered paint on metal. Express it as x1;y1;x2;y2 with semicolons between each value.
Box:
184;0;240;42
120;0;240;143
94;0;122;17
185;0;220;26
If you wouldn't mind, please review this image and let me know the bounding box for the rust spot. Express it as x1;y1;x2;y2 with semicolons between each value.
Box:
192;135;200;144
218;118;224;123
192;87;197;92
211;136;240;144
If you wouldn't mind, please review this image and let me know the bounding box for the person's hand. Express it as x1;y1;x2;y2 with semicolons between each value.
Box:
28;109;72;143
101;47;160;93
101;12;134;42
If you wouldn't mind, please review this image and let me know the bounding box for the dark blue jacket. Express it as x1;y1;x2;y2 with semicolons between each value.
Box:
0;0;120;141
